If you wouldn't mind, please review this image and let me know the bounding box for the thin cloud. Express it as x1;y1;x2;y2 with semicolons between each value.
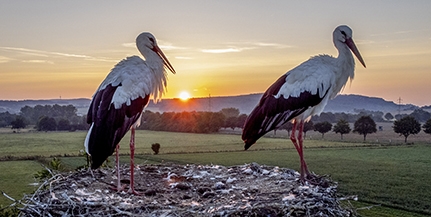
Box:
0;46;116;63
252;42;292;49
122;43;135;48
159;44;188;51
0;56;14;63
201;46;255;54
157;40;188;51
201;41;291;54
225;41;292;49
22;60;54;64
201;48;242;54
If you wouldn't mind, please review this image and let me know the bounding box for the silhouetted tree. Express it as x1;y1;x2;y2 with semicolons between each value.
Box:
37;116;57;131
280;122;293;136
409;109;431;123
139;110;226;133
11;116;26;131
314;121;332;138
302;121;314;138
224;116;238;130
423;119;431;135
220;108;241;130
57;119;71;131
315;112;336;123
220;108;240;118
236;114;248;129
333;119;351;140
193;112;212;133
20;104;79;125
395;113;408;121
393;116;421;143
0;112;16;127
353;116;377;141
384;112;394;121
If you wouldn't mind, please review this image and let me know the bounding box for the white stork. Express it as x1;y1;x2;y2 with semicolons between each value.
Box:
242;25;366;182
84;32;176;194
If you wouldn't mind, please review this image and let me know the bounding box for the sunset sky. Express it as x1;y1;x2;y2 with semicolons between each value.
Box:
1;1;430;106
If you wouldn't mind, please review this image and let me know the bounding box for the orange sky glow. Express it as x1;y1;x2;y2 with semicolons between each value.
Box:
1;1;431;106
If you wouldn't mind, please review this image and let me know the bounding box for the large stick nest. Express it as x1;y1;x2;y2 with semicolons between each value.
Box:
19;163;354;216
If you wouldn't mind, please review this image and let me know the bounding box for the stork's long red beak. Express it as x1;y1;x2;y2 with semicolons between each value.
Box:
154;45;176;74
345;38;366;68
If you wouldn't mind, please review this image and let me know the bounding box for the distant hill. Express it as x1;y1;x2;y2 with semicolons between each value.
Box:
145;94;420;114
0;98;91;116
0;94;422;115
323;94;419;114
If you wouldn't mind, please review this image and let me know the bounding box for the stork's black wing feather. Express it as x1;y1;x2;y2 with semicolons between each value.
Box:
242;74;329;150
86;84;149;169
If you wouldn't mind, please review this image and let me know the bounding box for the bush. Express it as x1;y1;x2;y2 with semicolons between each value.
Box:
151;143;161;155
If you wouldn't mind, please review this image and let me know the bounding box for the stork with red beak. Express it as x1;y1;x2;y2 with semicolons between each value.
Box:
85;32;176;194
242;25;366;182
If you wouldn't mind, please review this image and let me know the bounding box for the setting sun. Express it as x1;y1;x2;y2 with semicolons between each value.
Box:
179;91;191;101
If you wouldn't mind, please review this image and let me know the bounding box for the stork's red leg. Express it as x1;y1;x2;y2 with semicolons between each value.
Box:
290;120;303;179
290;120;310;182
297;121;310;179
128;127;141;195
290;120;301;157
111;144;126;192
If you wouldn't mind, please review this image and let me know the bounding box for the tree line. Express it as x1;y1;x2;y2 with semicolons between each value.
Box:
0;105;249;133
1;103;431;142
311;108;431;123
312;115;431;143
138;108;247;133
0;104;87;131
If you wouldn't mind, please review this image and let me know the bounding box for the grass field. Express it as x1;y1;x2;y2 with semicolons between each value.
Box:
0;127;430;216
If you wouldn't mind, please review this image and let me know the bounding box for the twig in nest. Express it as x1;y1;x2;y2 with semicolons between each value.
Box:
1;191;19;208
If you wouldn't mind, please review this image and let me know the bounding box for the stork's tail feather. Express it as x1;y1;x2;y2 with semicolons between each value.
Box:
84;122;117;169
244;140;256;151
242;100;297;150
242;106;267;150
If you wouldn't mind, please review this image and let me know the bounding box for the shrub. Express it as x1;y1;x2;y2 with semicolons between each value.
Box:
151;143;161;155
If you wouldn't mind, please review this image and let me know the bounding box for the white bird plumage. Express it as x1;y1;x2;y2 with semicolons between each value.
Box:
242;25;366;182
98;56;167;109
84;32;175;194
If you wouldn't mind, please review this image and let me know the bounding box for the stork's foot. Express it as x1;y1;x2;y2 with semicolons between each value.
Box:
110;185;127;192
127;187;143;195
109;181;127;192
302;173;332;187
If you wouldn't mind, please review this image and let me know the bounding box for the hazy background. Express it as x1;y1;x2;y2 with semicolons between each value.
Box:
1;1;430;106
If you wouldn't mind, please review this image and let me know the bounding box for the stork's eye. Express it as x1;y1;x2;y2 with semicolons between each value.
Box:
149;37;155;43
340;31;346;36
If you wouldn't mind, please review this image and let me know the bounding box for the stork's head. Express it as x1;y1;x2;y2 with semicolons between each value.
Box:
136;32;176;74
333;25;366;68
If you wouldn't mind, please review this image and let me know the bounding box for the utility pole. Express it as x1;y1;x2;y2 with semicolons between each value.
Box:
397;97;402;115
208;94;212;112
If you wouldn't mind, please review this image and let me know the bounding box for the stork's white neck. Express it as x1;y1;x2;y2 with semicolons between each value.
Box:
331;41;355;98
138;48;168;102
141;49;165;72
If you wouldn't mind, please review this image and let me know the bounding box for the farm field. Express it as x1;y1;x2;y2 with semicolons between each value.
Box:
0;127;430;216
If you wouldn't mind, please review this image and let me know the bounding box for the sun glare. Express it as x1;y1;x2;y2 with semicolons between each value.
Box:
179;91;191;101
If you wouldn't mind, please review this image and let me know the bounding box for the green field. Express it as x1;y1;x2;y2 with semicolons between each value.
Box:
0;129;430;216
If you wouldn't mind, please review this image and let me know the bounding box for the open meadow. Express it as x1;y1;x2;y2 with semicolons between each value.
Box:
0;126;430;216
